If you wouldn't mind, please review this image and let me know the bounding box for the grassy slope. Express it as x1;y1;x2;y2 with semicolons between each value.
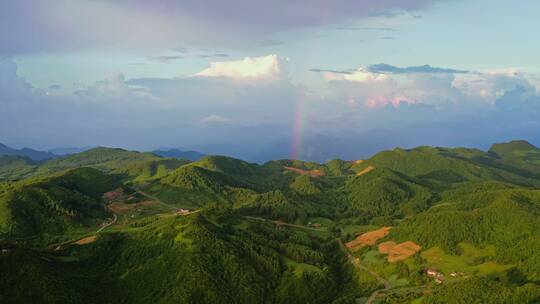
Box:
0;155;37;181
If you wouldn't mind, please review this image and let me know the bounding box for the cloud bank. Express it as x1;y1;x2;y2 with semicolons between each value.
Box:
0;0;440;54
1;56;540;162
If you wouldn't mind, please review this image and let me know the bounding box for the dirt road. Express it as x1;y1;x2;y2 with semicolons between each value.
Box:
97;214;117;233
244;216;328;232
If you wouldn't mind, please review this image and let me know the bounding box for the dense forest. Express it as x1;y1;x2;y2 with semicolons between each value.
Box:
1;140;540;303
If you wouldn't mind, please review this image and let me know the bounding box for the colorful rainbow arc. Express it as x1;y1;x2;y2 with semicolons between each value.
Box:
291;92;306;160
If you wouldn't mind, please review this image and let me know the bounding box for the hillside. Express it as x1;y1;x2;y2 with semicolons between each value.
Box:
358;145;540;187
1;140;540;303
0;167;119;237
0;156;36;180
1;210;359;303
38;147;163;174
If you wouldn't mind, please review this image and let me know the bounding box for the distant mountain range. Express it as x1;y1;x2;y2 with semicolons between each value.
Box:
0;143;207;162
0;143;56;161
48;146;95;156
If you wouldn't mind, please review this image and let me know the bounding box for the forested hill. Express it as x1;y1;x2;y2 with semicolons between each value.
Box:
1;141;540;303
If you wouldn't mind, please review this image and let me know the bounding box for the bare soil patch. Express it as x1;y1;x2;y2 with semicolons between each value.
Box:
346;227;392;251
284;166;325;177
378;241;398;254
357;165;375;176
378;240;421;262
354;160;365;164
103;188;125;201
74;235;98;245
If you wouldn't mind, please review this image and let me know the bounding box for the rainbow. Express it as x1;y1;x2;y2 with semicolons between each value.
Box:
291;92;306;160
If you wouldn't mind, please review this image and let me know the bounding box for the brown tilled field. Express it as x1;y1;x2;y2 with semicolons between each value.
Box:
346;227;392;251
357;165;375;176
74;236;98;245
284;166;325;177
378;241;398;254
378;240;421;262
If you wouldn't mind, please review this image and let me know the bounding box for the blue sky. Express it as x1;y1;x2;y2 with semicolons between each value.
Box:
1;0;540;161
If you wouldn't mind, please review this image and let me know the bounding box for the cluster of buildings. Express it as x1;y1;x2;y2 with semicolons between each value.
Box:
177;208;190;215
425;269;464;284
426;269;445;284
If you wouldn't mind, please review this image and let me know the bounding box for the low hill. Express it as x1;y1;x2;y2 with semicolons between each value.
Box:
358;145;540;187
340;168;432;220
115;158;188;182
489;140;540;157
485;140;540;177
1;211;358;303
38;147;163;174
390;182;540;281
0;167;119;237
0;156;36;180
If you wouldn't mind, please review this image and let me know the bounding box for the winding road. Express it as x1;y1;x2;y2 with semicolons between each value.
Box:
97;214;117;233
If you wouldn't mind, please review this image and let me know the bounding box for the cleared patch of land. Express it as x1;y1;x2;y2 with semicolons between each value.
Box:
354;160;365;164
108;200;159;214
378;241;421;262
421;244;511;280
357;165;375;176
378;241;398;254
346;227;392;251
283;166;324;177
74;235;97;245
103;188;125;201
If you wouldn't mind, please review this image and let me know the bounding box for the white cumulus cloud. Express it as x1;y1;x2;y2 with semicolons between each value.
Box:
195;54;280;79
321;68;390;83
200;114;231;125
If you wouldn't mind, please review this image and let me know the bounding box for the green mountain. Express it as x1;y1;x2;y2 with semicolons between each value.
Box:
38;147;163;174
2;140;540;303
0;155;36;180
0;167;119;238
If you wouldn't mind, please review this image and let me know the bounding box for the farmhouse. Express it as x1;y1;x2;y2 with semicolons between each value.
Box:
177;208;190;215
426;268;445;284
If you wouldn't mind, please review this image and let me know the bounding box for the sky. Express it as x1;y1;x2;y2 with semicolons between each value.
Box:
1;0;540;162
